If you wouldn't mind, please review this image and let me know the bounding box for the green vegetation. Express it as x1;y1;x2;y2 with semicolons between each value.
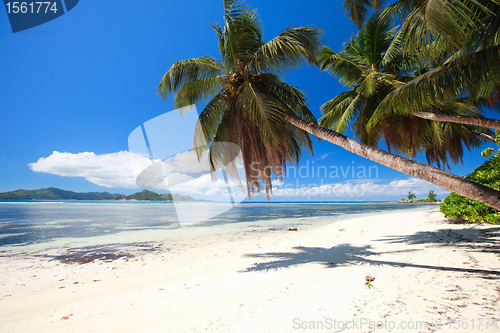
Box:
106;190;195;202
401;190;438;203
440;138;500;224
0;187;120;200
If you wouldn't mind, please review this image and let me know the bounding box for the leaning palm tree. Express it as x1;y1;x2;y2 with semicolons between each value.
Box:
158;0;321;198
319;14;488;169
158;0;500;210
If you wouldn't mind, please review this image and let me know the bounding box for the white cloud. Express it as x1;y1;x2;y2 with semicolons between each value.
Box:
29;151;146;188
269;177;448;199
164;150;211;174
318;152;335;160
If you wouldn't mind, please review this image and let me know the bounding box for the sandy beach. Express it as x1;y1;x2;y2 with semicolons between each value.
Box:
1;207;499;332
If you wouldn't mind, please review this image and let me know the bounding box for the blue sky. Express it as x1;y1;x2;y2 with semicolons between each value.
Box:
0;0;496;202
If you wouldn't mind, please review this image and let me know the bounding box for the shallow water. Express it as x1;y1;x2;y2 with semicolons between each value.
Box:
0;201;430;250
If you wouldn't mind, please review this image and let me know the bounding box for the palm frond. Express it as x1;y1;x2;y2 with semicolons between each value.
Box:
369;44;500;126
319;91;360;130
195;92;229;154
173;78;222;109
247;26;322;74
238;81;288;145
358;14;395;66
157;57;224;99
354;97;382;145
395;0;498;55
261;74;317;124
319;46;365;87
381;0;421;22
381;24;403;68
224;7;263;66
343;0;386;28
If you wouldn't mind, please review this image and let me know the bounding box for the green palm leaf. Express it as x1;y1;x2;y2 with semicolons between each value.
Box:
173;78;222;108
343;0;387;28
247;26;322;74
319;46;365;87
368;44;500;127
157;57;224;99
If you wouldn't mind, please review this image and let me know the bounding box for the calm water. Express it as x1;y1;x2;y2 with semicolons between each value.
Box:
0;201;429;248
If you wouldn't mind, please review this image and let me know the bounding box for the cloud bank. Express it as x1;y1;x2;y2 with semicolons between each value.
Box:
269;177;448;199
29;151;145;188
29;151;448;200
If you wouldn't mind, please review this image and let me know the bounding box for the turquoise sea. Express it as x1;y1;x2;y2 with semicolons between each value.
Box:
0;201;430;250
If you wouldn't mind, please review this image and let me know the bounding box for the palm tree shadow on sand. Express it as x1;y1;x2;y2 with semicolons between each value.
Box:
377;227;500;256
241;227;500;279
241;244;413;272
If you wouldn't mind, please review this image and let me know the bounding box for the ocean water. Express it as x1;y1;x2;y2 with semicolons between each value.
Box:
0;201;430;251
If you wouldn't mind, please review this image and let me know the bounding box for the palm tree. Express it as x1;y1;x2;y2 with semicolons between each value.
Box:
367;0;500;130
158;0;321;199
342;1;500;130
318;14;487;169
158;0;500;210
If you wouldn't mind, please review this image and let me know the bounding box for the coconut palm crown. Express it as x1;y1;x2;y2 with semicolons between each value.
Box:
157;0;322;199
319;14;486;169
359;0;500;128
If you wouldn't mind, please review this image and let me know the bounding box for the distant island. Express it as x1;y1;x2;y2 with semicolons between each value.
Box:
105;190;195;202
0;187;196;202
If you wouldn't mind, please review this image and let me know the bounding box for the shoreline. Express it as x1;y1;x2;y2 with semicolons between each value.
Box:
1;207;499;332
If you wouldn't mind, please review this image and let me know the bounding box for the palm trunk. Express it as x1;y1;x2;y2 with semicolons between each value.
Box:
414;111;500;130
285;114;500;211
475;131;496;143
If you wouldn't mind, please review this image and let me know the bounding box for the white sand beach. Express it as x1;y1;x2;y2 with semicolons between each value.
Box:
1;207;499;332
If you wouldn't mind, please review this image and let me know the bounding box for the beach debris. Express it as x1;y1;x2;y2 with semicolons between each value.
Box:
61;314;72;320
287;228;298;232
54;246;135;265
365;273;375;289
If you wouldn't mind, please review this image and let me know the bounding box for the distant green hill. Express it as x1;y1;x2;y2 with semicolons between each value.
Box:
105;190;196;202
0;187;196;202
0;187;121;200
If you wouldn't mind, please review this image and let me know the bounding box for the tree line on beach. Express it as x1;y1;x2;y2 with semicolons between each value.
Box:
157;0;500;223
400;190;438;203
